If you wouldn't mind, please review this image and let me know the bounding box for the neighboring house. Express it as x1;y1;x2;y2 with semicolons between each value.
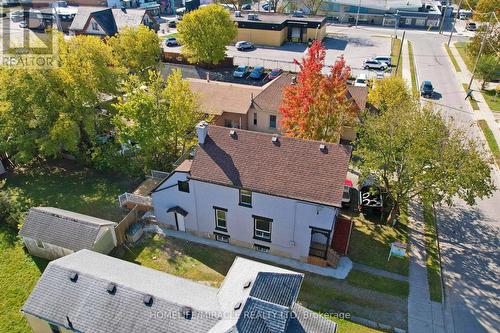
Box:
232;12;327;46
151;122;351;263
188;78;263;129
189;73;367;142
22;250;337;332
19;207;117;260
69;6;158;36
248;73;367;140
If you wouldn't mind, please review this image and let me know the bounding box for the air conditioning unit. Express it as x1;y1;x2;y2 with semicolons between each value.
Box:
248;13;258;20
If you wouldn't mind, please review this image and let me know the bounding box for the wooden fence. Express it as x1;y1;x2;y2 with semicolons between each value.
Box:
115;206;139;245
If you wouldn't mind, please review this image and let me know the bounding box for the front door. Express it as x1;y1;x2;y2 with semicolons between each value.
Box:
175;213;185;232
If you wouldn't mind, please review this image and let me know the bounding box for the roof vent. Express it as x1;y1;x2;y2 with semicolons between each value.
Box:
272;134;279;145
107;282;117;295
319;144;328;153
181;306;193;319
143;294;153;307
234;302;242;310
243;280;252;289
229;129;237;138
69;271;78;282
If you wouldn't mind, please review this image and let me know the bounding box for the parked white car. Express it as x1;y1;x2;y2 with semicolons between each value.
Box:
363;59;387;70
354;73;368;87
372;56;391;67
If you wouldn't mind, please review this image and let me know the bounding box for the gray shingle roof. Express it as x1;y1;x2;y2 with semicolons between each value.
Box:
23;253;337;333
19;207;116;251
21;250;222;333
250;273;303;308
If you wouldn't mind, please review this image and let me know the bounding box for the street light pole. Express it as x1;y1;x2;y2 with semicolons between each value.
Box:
355;0;361;28
447;0;463;46
467;12;493;90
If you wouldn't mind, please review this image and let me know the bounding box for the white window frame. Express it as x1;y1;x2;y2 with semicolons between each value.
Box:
269;115;277;129
254;216;272;240
91;22;99;30
239;189;252;207
215;233;229;243
214;208;227;231
254;244;270;253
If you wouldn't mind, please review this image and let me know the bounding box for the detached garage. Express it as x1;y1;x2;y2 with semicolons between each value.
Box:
19;207;117;260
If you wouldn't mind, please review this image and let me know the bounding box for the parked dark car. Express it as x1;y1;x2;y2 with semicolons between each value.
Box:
466;22;477;31
249;66;265;79
420;80;434;98
267;68;282;80
165;37;179;47
167;20;176;28
241;3;251;10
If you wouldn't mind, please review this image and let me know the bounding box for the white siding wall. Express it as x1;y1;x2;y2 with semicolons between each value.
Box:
85;18;107;35
23;237;74;260
152;173;338;261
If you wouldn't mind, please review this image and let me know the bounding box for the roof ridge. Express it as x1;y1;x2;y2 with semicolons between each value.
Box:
32;207;115;228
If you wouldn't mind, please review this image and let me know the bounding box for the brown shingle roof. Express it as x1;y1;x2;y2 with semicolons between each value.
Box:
347;86;368;111
189;125;351;207
251;73;294;112
189;79;263;116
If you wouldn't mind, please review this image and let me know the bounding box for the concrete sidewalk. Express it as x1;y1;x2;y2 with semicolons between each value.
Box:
401;38;413;89
447;43;500;147
408;203;446;333
144;224;353;279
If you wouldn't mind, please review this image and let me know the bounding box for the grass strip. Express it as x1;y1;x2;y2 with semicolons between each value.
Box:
407;41;418;96
478;120;500;166
444;43;461;72
347;269;409;298
423;204;442;303
391;38;402;78
481;89;500;112
455;42;474;72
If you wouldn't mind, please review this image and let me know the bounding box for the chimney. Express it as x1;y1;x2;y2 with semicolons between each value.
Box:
196;121;208;145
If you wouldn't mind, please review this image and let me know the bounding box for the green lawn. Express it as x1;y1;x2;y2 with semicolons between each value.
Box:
349;215;409;276
455;42;474;72
122;233;407;332
346;269;409;298
478;120;500;166
391;38;402;77
463;83;479;110
0;162;136;332
481;89;500;112
423;204;442;302
444;43;461;72
407;41;418;96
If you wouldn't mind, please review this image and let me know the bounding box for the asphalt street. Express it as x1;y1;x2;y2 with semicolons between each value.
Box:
330;24;500;333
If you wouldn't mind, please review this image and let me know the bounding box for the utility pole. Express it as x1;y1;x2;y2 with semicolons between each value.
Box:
448;0;463;46
355;0;361;28
467;12;493;90
438;1;449;34
395;30;405;75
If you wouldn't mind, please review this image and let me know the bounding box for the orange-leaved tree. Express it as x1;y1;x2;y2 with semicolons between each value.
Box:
279;40;358;143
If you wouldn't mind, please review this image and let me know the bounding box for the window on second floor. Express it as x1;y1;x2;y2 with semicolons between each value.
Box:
253;112;257;125
36;239;44;249
239;189;252;207
269;115;277;129
254;216;272;242
214;207;227;231
178;180;189;193
91;22;99;30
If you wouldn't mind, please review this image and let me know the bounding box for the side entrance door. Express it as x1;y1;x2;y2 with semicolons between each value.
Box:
175;213;186;232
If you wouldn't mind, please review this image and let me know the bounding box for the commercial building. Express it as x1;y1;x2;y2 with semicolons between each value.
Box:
233;12;327;46
309;0;446;29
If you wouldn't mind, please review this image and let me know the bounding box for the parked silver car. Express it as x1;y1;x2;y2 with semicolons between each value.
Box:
372;56;392;67
235;41;255;51
363;59;387;70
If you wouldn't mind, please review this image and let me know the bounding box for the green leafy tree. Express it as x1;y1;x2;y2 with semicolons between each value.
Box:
0;35;125;163
467;25;499;58
0;181;25;230
113;69;206;171
473;0;500;22
367;76;412;113
356;96;495;223
108;25;161;76
177;4;237;64
475;54;500;89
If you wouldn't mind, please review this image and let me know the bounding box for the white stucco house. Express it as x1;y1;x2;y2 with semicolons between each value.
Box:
151;122;352;263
